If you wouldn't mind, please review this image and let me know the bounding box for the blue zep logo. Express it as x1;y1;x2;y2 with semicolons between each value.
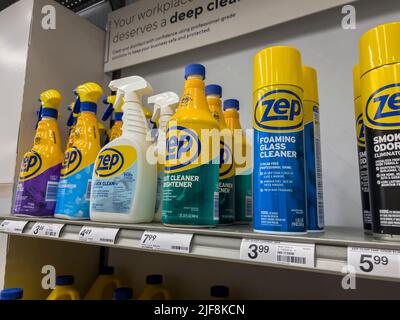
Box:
95;148;124;178
254;89;303;132
20;151;42;180
356;114;366;146
219;141;233;177
165;126;201;171
61;147;82;177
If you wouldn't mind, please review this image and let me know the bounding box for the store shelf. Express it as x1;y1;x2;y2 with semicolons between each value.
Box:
1;214;400;282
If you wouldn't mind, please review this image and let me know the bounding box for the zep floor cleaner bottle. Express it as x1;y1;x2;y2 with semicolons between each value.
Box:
359;22;400;239
303;66;324;233
223;99;253;223
253;46;306;234
206;85;235;225
353;64;371;233
162;64;220;227
55;82;103;220
13;90;63;217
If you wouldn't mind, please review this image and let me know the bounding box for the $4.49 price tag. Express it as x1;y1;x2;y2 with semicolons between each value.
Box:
140;231;193;254
78;226;119;245
29;223;64;238
0;220;29;234
240;239;315;268
348;247;400;278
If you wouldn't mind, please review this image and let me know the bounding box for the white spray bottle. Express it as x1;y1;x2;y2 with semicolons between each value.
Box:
90;76;156;223
148;92;180;222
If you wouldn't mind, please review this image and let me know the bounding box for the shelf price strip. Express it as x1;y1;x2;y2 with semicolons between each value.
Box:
240;239;316;268
29;222;65;238
140;231;193;254
78;226;120;245
0;220;29;234
347;247;400;278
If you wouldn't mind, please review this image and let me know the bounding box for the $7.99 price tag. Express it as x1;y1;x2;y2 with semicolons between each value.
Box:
140;231;193;254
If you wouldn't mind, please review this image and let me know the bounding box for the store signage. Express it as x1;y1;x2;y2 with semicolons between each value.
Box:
347;247;400;278
240;239;315;268
0;220;28;234
104;0;352;71
78;226;120;245
29;222;65;238
140;230;193;253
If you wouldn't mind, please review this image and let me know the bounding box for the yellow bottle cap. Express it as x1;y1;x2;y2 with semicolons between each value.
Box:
40;89;62;109
353;64;361;99
76;82;104;103
359;22;400;76
253;46;303;92
302;66;319;103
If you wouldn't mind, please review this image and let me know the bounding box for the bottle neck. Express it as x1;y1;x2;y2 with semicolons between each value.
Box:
223;109;241;130
179;77;208;112
207;97;226;128
80;101;97;114
41;107;58;119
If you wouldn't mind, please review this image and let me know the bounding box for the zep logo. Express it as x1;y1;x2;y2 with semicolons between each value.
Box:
356;113;366;147
19;151;42;181
365;83;400;129
219;141;234;178
61;147;82;177
165;126;201;171
94;148;124;178
254;89;303;132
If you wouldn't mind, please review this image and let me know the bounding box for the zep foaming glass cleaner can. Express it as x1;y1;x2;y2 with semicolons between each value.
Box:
359;22;400;240
353;64;372;233
253;46;306;234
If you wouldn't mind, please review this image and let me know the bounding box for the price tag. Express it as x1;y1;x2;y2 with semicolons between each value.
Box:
0;220;28;234
78;226;119;245
29;223;64;238
140;231;193;253
240;239;315;268
348;247;400;278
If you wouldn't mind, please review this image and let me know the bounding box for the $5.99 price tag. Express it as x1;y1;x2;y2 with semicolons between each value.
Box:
140;231;193;254
78;226;119;245
29;222;64;238
348;247;400;278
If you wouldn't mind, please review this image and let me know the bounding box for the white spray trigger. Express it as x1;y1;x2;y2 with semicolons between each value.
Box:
148;92;180;123
109;76;153;105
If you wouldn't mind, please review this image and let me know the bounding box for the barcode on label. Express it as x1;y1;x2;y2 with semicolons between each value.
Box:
213;192;219;221
245;196;253;218
45;182;59;202
99;238;113;243
277;255;306;265
85;180;92;201
45;231;57;237
171;245;189;251
314;108;325;228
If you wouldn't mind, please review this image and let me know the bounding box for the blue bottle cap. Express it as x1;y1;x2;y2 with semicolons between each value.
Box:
0;288;23;300
99;266;115;276
113;287;133;300
146;274;163;285
211;285;229;298
56;275;74;286
205;84;222;97
185;64;206;80
223;99;240;111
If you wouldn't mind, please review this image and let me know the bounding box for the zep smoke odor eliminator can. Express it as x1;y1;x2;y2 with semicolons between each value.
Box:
359;22;400;239
253;46;307;234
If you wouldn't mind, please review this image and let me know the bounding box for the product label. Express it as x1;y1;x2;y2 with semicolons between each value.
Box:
219;139;235;224
253;86;306;233
91;146;138;214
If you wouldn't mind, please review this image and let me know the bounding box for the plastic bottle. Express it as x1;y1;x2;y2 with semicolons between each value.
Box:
210;285;229;300
138;275;171;300
66;100;80;150
90;76;156;223
303;66;324;233
148;92;180;222
98;122;107;147
55;82;103;220
47;275;81;300
102;95;124;142
13;89;63;217
223;99;253;223
0;288;23;300
84;266;122;300
206;85;235;225
113;287;133;300
253;46;306;234
162;64;220;227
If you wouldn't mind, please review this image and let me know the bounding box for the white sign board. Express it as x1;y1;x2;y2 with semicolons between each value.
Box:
105;0;353;71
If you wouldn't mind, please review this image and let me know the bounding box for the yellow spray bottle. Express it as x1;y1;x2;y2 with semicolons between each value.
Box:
102;95;123;142
66;99;80;150
55;82;103;220
13;89;63;217
84;266;122;300
47;276;80;300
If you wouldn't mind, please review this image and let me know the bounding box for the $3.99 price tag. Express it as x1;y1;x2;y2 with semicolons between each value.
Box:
140;231;193;253
78;226;119;245
29;222;64;238
348;247;400;278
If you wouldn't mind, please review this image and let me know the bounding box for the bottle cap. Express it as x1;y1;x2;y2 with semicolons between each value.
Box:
75;82;104;104
113;288;133;300
146;274;163;285
359;22;400;76
205;84;222;97
0;288;23;300
253;46;303;92
99;266;114;275
302;66;319;104
223;99;239;111
185;64;206;79
353;64;361;99
56;275;74;286
210;285;229;298
40;89;62;110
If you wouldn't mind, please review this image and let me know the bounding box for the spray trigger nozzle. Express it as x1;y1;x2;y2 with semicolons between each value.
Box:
148;92;180;123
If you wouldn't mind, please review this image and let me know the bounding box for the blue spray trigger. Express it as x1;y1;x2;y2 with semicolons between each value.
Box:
73;97;81;114
102;104;114;121
103;96;109;105
67;112;75;127
35;106;43;129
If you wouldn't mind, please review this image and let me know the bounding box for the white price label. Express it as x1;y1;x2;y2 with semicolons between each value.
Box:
140;231;193;253
0;220;28;234
78;226;119;245
29;223;64;238
240;239;315;268
348;247;400;278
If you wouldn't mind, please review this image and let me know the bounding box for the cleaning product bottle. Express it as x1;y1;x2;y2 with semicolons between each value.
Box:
90;76;156;223
102;95;124;142
206;85;235;225
148;92;180;222
138;275;171;300
0;288;23;300
84;266;122;300
210;285;230;300
47;275;81;300
66;100;80;150
55;82;103;220
13;89;63;217
113;287;133;300
223;99;253;223
162;64;220;227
